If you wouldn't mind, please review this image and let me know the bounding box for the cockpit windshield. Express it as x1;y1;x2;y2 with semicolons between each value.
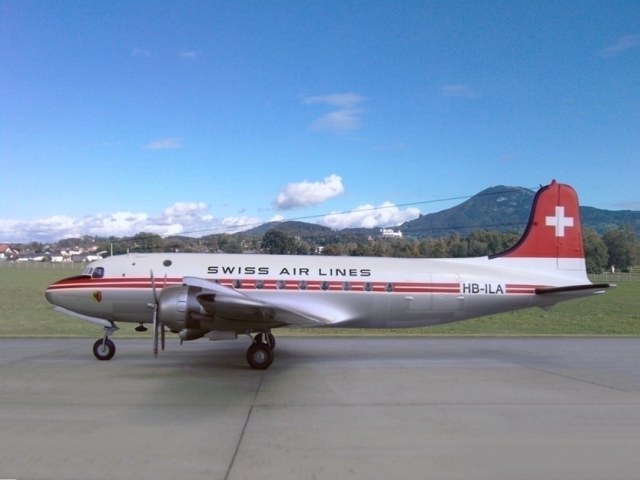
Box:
83;266;105;278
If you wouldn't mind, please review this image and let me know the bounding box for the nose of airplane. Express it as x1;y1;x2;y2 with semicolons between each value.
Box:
44;274;89;308
44;285;56;305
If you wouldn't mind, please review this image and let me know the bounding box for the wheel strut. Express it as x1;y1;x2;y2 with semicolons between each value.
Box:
93;325;119;361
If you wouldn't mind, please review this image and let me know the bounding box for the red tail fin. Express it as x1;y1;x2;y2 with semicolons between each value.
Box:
495;180;584;260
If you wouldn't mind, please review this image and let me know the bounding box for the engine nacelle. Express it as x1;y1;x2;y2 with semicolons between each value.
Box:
157;285;207;332
178;328;206;341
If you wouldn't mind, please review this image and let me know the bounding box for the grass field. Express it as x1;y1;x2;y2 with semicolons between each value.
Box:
1;262;638;337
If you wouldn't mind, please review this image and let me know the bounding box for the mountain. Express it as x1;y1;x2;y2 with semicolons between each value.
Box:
400;185;640;239
580;206;640;235
247;186;640;241
400;186;535;238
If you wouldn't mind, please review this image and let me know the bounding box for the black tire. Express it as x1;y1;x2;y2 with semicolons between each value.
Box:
246;343;274;370
93;338;116;361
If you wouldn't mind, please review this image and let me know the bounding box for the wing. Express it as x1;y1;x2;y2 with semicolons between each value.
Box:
535;283;613;296
183;277;344;328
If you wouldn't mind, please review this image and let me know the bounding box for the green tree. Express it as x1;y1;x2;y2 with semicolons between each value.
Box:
602;226;637;270
418;237;446;258
583;228;608;273
131;232;164;252
262;230;297;254
218;235;243;253
447;233;467;258
321;243;342;256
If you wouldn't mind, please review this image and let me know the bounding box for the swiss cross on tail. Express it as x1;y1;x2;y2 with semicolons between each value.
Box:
545;206;574;237
495;180;584;259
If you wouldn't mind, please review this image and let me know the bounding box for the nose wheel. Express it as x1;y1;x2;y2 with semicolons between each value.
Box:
93;338;116;361
92;325;119;361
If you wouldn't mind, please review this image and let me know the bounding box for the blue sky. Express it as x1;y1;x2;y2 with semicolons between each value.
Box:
2;0;639;243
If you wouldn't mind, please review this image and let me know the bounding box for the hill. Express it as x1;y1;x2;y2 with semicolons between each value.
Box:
244;221;334;238
400;185;640;239
400;186;535;238
247;185;640;240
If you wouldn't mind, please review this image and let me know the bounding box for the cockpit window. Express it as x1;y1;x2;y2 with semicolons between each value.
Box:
92;267;105;279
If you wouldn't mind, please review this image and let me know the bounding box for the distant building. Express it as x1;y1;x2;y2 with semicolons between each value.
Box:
380;228;403;239
0;244;16;260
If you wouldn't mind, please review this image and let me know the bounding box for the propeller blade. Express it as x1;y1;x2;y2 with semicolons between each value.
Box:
150;270;159;304
150;270;159;357
160;274;167;352
152;305;159;357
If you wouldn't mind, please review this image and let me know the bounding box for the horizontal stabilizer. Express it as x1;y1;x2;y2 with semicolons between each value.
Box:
535;283;613;296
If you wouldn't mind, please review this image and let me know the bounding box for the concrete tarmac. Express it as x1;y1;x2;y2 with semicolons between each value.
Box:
1;336;639;480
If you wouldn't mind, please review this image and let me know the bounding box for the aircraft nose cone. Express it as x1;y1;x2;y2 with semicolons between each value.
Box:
45;285;59;306
45;280;64;306
44;274;88;308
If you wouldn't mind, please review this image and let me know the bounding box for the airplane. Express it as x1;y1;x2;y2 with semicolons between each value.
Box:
45;180;612;369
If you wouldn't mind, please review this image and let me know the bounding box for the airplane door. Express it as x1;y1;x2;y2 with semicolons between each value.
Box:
431;273;465;323
387;274;434;328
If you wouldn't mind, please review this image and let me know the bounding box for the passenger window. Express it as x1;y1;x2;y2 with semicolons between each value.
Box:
92;267;105;279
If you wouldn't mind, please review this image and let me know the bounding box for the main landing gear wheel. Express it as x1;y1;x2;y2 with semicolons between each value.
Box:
93;338;116;361
246;342;274;370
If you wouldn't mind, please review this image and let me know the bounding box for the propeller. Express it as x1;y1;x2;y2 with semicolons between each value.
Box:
149;270;167;357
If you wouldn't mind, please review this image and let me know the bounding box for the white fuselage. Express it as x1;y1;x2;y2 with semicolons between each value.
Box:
45;252;590;330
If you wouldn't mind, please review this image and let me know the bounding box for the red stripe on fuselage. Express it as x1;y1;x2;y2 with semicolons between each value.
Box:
47;277;540;295
46;277;183;290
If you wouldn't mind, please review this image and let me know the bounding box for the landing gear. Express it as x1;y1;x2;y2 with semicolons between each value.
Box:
246;342;274;370
246;331;276;370
255;331;276;349
93;325;119;361
93;338;116;361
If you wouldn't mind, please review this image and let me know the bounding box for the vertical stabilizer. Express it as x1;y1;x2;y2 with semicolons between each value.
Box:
493;181;585;269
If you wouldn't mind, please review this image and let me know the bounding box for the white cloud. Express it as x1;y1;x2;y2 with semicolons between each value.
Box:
0;193;423;243
163;202;208;218
304;93;365;108
93;212;150;235
311;109;362;132
600;34;640;57
318;202;421;230
303;92;366;133
275;174;345;210
0;203;260;243
145;137;183;150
